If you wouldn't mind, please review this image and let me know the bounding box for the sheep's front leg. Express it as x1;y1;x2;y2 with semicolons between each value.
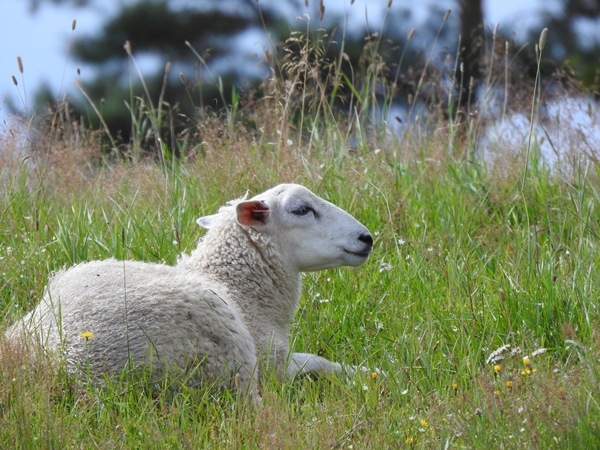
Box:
287;353;384;380
286;352;343;378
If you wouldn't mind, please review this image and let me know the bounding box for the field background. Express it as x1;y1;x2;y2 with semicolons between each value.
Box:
2;22;600;449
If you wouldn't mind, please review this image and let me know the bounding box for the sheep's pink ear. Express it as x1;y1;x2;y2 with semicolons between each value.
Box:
197;214;218;229
236;200;271;227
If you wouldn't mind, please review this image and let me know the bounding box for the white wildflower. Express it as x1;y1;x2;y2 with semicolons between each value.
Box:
486;344;511;364
379;262;393;272
510;347;522;356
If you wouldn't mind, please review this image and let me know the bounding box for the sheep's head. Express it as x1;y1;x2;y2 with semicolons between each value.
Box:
205;184;373;273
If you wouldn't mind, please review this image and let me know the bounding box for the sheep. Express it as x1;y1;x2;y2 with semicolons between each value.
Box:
7;184;373;397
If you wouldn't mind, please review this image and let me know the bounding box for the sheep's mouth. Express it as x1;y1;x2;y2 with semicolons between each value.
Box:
343;249;372;258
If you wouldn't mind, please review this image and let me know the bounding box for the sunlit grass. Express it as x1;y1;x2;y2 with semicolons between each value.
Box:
2;133;600;446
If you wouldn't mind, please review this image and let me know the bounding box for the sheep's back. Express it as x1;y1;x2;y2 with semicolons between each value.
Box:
8;258;258;389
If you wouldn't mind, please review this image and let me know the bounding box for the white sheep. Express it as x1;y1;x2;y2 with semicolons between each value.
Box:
7;184;373;396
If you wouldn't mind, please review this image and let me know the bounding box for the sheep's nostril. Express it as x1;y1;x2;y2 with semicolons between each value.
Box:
359;233;373;248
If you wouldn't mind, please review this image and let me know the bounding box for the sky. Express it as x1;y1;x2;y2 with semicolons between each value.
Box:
0;0;545;118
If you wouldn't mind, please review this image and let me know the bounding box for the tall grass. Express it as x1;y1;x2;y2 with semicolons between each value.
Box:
2;10;600;449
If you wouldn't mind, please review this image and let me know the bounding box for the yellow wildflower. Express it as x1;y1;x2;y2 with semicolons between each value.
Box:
80;331;95;340
523;356;531;366
452;383;458;391
371;372;378;380
420;419;429;428
506;380;513;389
406;437;414;444
494;364;501;373
521;368;532;376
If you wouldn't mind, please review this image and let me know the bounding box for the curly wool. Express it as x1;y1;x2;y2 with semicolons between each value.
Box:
179;200;302;371
9;258;259;392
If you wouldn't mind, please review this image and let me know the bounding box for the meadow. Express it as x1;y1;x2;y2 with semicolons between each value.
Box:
1;18;600;448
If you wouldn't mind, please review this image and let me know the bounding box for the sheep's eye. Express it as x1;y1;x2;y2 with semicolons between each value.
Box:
291;205;314;216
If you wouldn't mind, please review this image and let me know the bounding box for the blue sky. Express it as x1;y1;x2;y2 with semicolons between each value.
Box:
1;0;545;117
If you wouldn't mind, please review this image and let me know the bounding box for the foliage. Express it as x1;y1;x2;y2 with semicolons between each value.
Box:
30;0;436;143
23;0;600;143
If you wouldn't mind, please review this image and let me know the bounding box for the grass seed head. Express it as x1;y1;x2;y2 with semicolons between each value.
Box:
17;56;23;74
539;28;548;51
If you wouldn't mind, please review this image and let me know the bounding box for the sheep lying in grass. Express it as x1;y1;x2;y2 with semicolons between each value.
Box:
7;184;373;397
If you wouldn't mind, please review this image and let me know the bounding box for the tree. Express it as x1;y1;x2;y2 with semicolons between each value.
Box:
64;0;286;142
34;0;419;146
454;0;483;115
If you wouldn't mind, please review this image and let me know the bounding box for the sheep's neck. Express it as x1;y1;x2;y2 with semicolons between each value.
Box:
192;223;302;358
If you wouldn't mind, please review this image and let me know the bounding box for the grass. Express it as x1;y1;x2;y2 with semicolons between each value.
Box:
2;12;600;449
